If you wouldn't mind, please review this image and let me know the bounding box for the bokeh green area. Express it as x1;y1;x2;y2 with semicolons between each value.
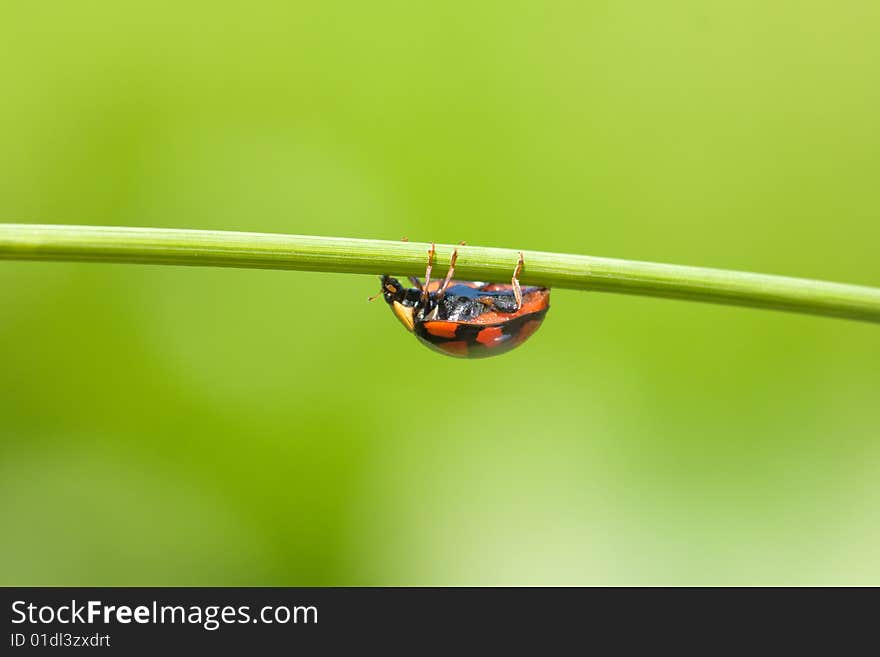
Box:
1;1;879;585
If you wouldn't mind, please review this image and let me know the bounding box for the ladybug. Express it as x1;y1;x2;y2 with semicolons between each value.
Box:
374;242;550;358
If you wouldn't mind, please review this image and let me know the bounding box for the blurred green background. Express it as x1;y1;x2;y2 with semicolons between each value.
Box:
1;1;878;585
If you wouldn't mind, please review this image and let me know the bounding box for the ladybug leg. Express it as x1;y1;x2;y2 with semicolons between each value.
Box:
438;249;459;297
437;241;466;298
512;251;524;310
421;241;436;304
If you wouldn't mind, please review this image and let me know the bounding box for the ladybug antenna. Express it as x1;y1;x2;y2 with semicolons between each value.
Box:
367;291;382;302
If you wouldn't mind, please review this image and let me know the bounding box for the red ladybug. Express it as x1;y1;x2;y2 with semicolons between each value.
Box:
375;243;550;358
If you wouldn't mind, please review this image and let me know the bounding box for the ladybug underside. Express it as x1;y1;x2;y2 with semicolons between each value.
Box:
410;280;539;321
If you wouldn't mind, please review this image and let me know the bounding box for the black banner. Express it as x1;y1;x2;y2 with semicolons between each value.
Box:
0;587;865;652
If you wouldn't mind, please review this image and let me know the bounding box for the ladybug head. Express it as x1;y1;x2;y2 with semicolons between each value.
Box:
379;275;407;304
379;275;424;332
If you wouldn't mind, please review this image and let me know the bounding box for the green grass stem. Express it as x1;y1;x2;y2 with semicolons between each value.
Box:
1;223;879;323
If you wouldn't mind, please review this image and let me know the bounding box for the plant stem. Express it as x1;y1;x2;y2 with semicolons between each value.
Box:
1;223;878;323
